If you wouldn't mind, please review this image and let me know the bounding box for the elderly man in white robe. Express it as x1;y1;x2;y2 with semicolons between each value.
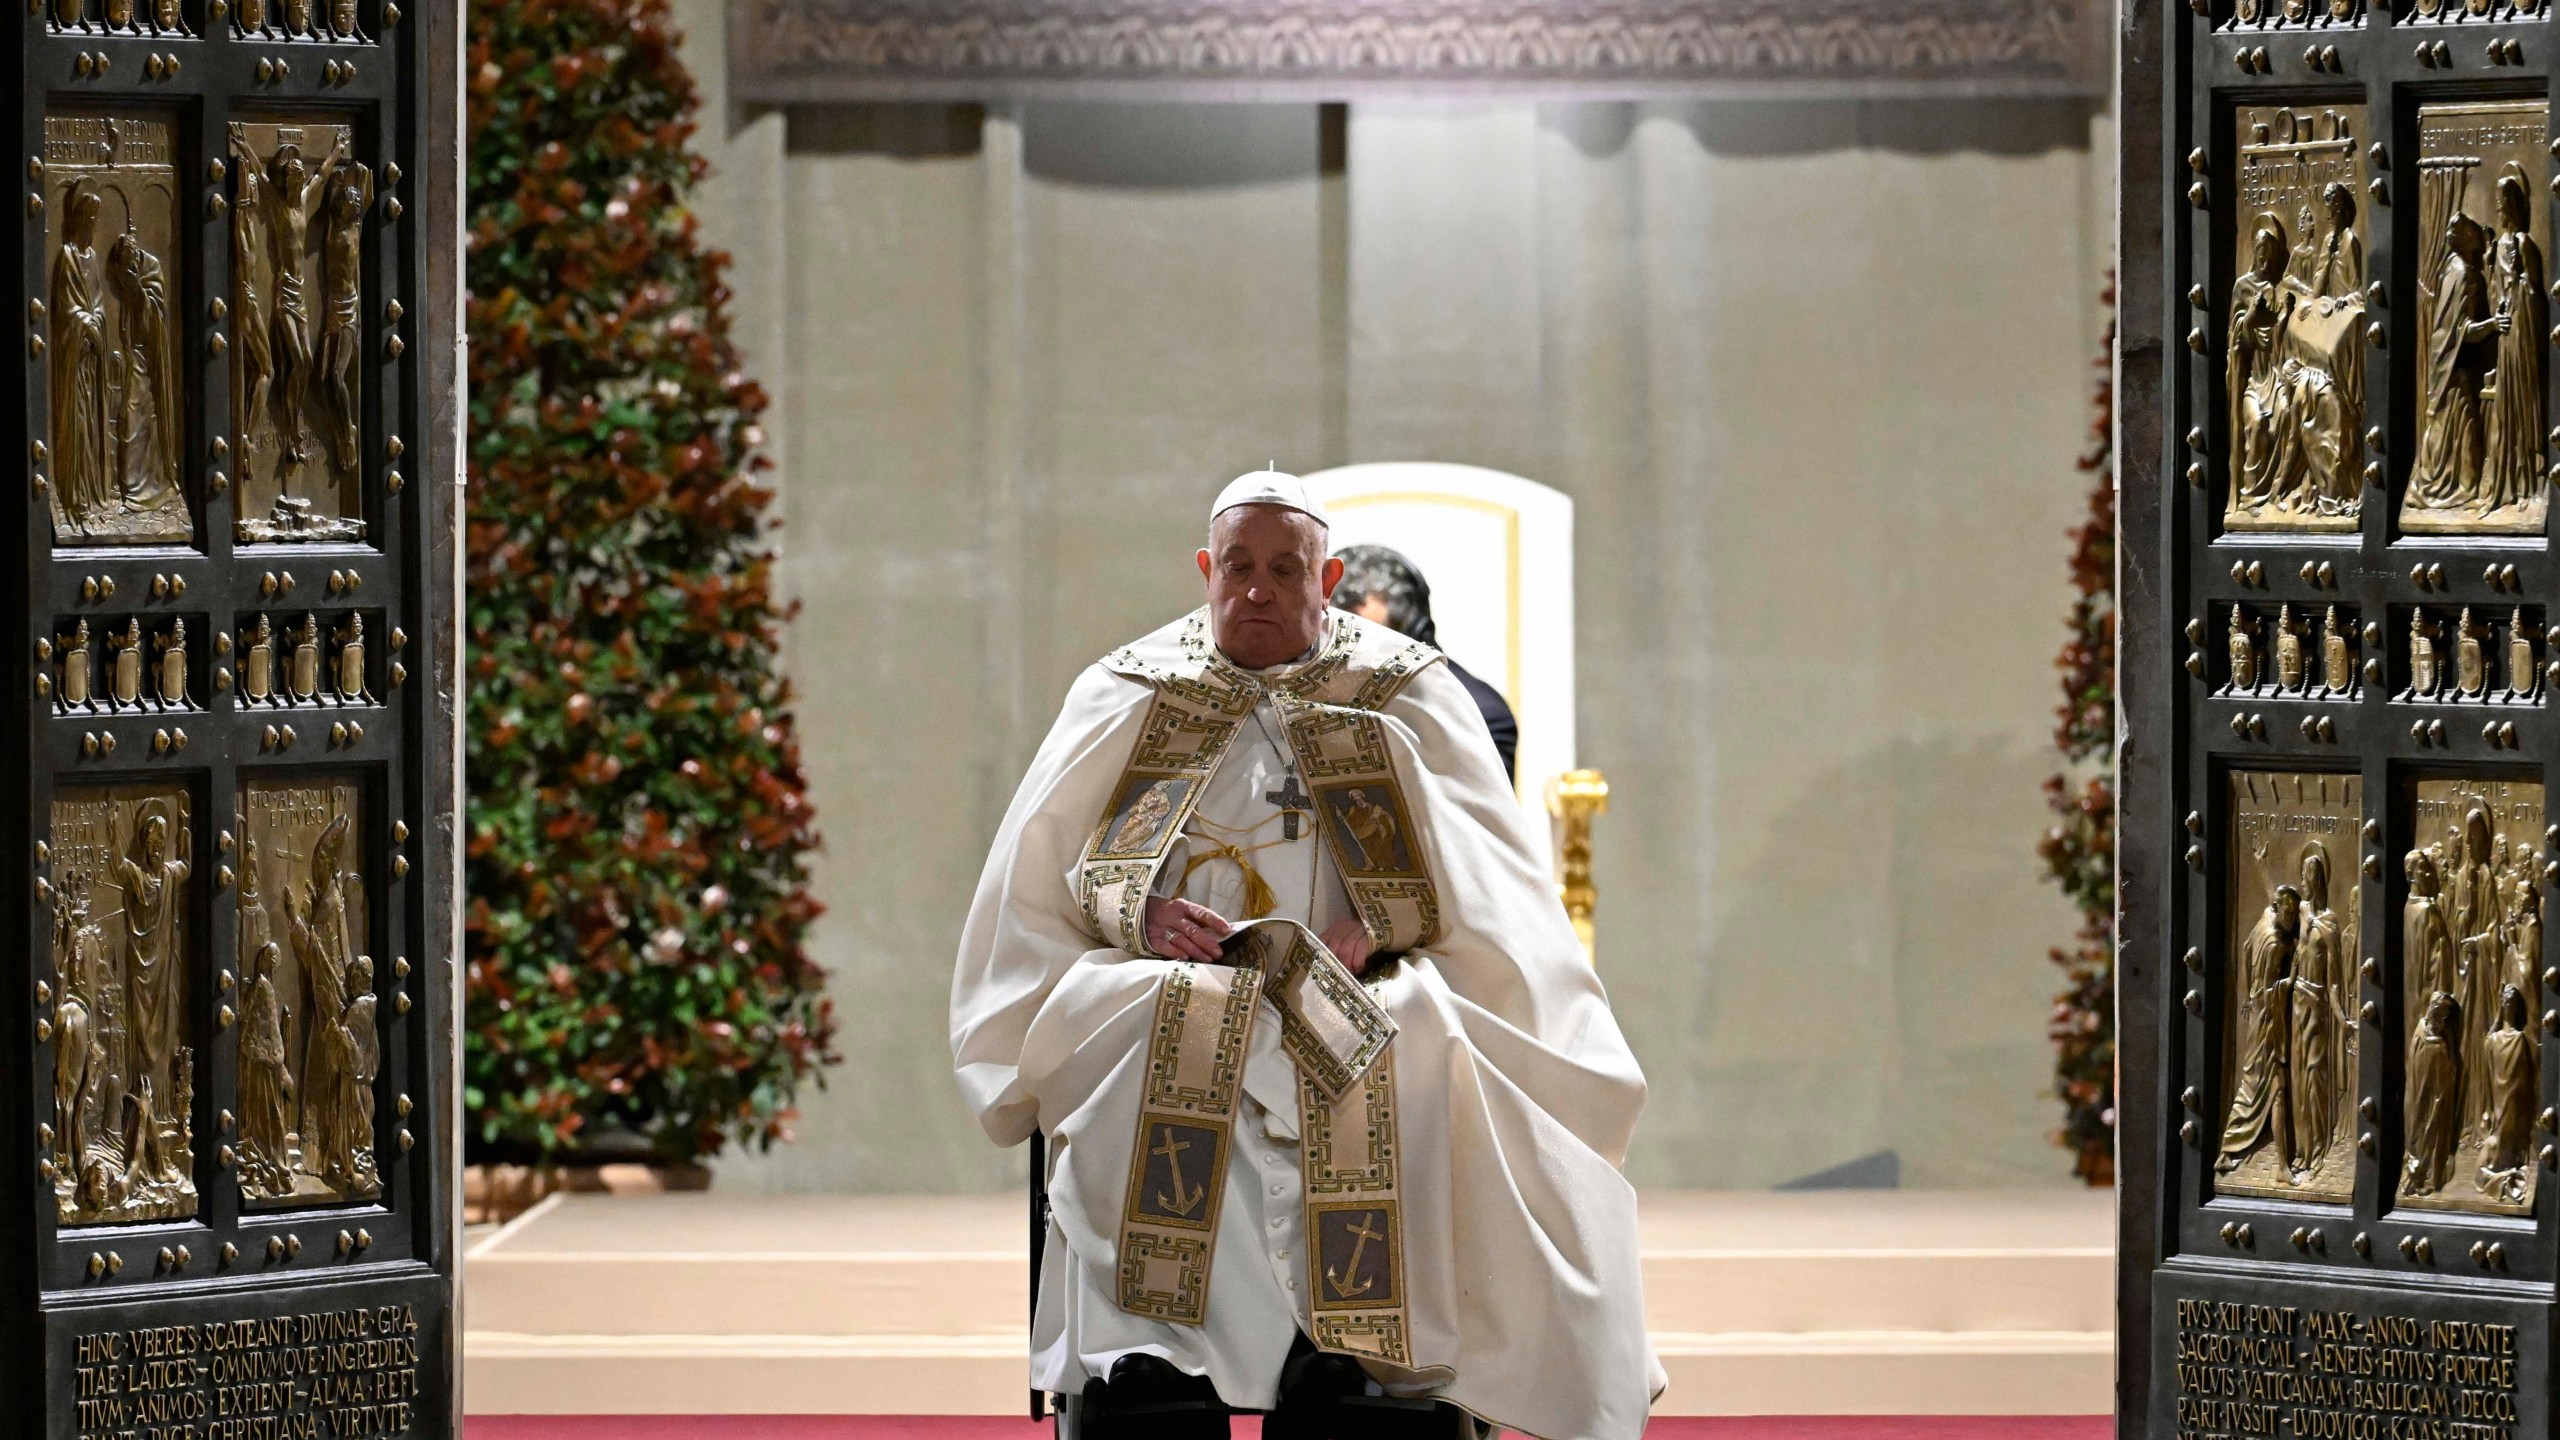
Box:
951;472;1661;1440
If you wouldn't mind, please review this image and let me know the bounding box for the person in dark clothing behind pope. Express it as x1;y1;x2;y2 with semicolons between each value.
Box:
1332;544;1518;781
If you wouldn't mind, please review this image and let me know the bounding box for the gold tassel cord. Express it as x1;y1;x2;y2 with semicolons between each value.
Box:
1181;839;1283;920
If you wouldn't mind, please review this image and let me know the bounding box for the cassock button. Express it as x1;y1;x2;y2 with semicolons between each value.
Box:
1271;1217;1287;1229
1270;1184;1285;1196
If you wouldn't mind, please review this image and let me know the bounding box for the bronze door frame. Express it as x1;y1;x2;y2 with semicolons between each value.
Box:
2126;3;2560;1436
0;0;459;1433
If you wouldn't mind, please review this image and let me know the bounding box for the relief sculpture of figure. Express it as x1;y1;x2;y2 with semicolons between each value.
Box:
109;619;142;710
118;1083;165;1195
2457;608;2489;699
2220;885;2302;1176
2229;608;2259;691
2406;990;2465;1196
2300;183;2366;308
2286;846;2350;1177
237;835;273;971
49;890;103;1184
243;612;275;704
2411;609;2442;698
114;804;189;1170
324;955;380;1194
290;613;322;702
286;876;345;1168
2407;849;2457;1015
289;813;368;1195
72;881;127;1171
2511;607;2540;701
2274;605;2308;694
50;179;115;532
154;618;187;709
2280;183;2368;513
2321;606;2352;696
2505;879;2542;1007
2450;806;2502;1108
236;940;295;1197
335;614;369;702
265;133;351;490
2482;167;2547;517
2479;984;2538;1203
319;164;371;472
308;814;359;969
59;619;93;711
2230;215;2305;511
2411;214;2503;512
230;130;278;472
105;222;181;514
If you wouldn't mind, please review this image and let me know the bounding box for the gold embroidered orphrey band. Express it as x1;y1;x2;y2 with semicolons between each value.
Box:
1079;610;1442;1365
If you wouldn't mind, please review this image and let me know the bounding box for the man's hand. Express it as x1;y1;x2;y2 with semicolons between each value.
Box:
1319;919;1375;976
1145;897;1233;962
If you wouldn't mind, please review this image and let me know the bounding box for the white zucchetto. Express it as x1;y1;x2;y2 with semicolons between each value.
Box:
1211;469;1328;529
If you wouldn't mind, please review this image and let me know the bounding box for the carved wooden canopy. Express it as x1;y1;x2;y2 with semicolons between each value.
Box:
728;0;2111;104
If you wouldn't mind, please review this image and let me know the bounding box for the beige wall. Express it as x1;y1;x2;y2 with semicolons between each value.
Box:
673;0;2113;1194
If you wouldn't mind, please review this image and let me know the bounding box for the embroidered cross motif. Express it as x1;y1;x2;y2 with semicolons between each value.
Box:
1267;772;1311;841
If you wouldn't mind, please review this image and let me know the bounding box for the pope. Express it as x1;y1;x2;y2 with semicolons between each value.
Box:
951;471;1661;1439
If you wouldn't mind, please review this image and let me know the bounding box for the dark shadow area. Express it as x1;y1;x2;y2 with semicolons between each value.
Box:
1547;96;2101;162
788;102;988;159
1777;1149;1905;1191
1024;103;1322;189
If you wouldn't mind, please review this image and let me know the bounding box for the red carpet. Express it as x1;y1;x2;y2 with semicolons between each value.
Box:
469;1419;2110;1439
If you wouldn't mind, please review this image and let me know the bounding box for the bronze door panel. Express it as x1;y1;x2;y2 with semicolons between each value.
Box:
2134;4;2560;1436
5;3;457;1435
48;781;196;1226
2216;770;2363;1204
41;112;190;548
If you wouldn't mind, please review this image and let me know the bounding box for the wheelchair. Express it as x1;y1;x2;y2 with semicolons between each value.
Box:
1029;1133;1491;1440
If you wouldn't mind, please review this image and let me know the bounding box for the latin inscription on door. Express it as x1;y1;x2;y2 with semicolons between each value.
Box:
49;1277;447;1440
2169;1296;2524;1439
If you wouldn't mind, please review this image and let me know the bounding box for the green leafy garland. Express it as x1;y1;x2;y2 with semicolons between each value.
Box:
463;0;837;1162
2037;278;2117;1186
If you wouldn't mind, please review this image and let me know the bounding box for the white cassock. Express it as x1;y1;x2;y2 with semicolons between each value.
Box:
951;608;1662;1440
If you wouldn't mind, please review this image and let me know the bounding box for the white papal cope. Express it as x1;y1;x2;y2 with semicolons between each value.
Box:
951;607;1662;1440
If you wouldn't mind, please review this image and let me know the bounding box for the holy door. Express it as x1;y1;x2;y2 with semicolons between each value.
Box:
0;1;459;1434
2125;3;2560;1435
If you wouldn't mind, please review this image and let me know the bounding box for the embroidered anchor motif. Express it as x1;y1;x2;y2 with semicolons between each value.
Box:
1325;1212;1386;1298
1153;1127;1204;1217
1267;771;1311;842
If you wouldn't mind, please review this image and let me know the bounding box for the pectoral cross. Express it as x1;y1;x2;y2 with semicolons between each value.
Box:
1153;1128;1203;1217
1267;772;1311;841
1324;1212;1386;1298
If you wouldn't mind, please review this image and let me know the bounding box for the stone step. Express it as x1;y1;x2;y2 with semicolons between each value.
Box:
462;1189;2114;1417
